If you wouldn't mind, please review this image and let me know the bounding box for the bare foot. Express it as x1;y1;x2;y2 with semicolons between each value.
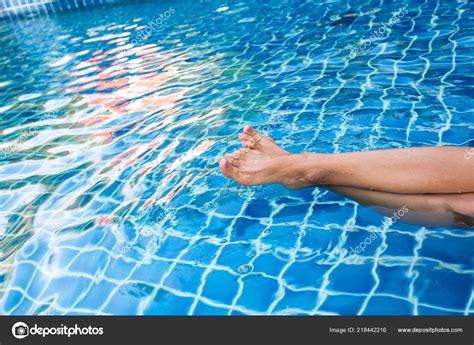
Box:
238;125;289;155
218;126;320;188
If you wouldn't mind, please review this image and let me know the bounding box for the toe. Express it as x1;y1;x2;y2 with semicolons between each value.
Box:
239;133;258;148
243;125;257;136
231;148;245;159
239;133;253;142
219;157;238;179
226;156;241;167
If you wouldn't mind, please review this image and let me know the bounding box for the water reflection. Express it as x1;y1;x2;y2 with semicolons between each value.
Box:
0;14;225;273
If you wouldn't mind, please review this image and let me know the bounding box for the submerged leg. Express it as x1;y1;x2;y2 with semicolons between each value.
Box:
327;186;474;228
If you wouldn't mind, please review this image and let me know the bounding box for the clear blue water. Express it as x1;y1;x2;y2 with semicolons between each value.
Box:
0;0;473;315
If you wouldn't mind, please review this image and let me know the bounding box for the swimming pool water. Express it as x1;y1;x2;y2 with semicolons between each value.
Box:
0;0;473;315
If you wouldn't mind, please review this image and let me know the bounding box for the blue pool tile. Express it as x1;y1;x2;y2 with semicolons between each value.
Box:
201;215;233;238
260;225;299;251
180;239;220;264
17;238;48;262
169;208;207;236
216;243;253;273
327;264;376;294
299;228;341;254
286;187;315;200
230;217;266;241
104;257;138;280
318;294;366;315
354;206;387;227
201;269;240;305
68;249;109;276
75;280;118;310
273;204;310;223
343;230;383;257
236;274;279;313
129;259;172;285
10;262;37;288
252;253;287;277
419;234;474;266
193;302;230;315
144;289;195;315
103;282;154;314
308;203;354;227
163;263;205;294
245;198;273;218
3;290;26;314
417;305;465;316
166;190;194;208
408;130;439;146
24;273;48;301
121;282;154;298
53;248;81;271
283;261;332;289
382;232;416;257
155;236;190;259
273;288;318;314
8;294;36;315
42;276;92;310
414;265;471;310
374;264;411;298
442;125;474;144
215;194;246;217
363;296;413;315
275;196;305;206
315;190;345;203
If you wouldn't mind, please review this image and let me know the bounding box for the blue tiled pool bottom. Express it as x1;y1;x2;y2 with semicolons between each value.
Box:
0;0;473;315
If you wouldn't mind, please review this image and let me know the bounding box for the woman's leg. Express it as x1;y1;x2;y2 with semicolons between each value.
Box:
327;186;474;227
219;126;474;194
303;146;474;194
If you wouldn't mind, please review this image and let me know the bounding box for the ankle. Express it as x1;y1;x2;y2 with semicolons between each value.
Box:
292;153;333;187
